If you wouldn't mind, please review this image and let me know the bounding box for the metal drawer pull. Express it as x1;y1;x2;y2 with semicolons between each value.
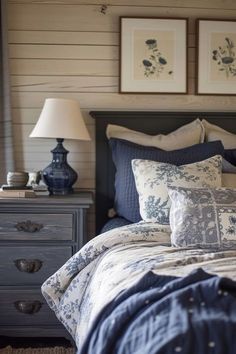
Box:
15;220;43;233
14;259;43;273
14;300;42;314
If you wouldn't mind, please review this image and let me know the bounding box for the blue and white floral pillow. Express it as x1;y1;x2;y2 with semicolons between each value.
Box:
131;155;222;224
168;186;236;249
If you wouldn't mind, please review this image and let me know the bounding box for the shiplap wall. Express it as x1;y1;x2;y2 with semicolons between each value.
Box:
7;0;236;237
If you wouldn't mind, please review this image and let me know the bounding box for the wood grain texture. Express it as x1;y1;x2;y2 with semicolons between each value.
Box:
8;4;235;32
0;290;59;326
10;59;118;76
0;213;73;240
0;193;93;336
0;246;72;285
8;0;236;9
11;91;236;110
7;0;236;238
9;30;119;45
9;44;119;60
11;76;118;93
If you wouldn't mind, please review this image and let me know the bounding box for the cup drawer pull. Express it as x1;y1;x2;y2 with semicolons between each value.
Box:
14;300;42;314
15;220;43;233
14;259;43;273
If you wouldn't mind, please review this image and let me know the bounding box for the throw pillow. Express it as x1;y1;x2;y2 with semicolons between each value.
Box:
168;186;236;249
131;155;222;224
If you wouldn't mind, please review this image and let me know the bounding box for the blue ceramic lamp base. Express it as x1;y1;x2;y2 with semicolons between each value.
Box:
42;138;78;195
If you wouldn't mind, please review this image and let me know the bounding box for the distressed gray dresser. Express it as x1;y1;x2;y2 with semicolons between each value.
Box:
0;192;93;339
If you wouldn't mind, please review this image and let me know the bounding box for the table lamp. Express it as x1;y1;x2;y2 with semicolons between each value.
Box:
30;98;91;195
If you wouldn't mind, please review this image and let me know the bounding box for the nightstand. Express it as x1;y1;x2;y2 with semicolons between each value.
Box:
0;192;93;339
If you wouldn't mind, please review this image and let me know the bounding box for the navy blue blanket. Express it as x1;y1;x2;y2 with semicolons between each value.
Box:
79;268;236;354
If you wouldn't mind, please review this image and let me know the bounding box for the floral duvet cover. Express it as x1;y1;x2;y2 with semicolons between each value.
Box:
42;222;236;351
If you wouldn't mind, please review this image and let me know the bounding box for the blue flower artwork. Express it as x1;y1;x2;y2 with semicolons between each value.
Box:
142;39;173;78
212;37;236;78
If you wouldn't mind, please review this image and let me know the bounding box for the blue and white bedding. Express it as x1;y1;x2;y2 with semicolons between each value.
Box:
42;222;236;353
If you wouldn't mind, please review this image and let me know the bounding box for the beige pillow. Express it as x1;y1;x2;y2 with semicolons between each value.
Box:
202;119;236;149
106;119;204;151
222;173;236;188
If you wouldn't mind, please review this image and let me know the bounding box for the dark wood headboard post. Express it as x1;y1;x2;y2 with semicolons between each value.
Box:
90;111;236;234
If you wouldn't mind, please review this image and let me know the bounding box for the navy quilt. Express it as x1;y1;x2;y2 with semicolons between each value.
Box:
79;268;236;354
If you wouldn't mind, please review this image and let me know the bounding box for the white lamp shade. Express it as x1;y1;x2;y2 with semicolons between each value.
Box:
30;98;91;141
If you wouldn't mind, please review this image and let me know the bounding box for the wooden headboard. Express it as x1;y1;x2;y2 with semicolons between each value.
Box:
90;111;236;234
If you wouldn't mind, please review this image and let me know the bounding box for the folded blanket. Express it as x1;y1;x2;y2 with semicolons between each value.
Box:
80;268;236;354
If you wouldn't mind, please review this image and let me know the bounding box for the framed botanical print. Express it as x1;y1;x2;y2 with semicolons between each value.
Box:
119;17;188;94
197;19;236;95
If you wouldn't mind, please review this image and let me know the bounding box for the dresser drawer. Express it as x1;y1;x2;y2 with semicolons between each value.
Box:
0;290;59;326
0;246;72;286
0;213;73;240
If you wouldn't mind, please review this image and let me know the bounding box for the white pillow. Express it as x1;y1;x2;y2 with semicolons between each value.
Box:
106;119;205;151
202;119;236;149
131;155;222;224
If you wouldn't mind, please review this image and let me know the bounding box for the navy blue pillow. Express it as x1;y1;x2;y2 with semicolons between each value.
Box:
109;138;225;223
224;149;236;166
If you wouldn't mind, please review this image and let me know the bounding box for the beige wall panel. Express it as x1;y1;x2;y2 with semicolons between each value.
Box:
12;91;236;111
9;31;119;45
11;76;118;93
9;44;118;60
11;43;193;62
9;31;195;48
11;60;194;80
8;4;234;32
8;0;236;9
10;59;118;76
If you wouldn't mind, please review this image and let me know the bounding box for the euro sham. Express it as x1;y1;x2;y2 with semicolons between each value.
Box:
202;119;236;149
106;119;205;150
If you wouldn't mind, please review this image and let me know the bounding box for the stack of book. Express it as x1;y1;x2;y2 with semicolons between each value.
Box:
32;184;49;196
0;185;36;198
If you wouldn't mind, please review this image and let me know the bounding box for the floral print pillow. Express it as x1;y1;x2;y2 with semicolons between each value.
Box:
131;155;222;224
168;186;236;249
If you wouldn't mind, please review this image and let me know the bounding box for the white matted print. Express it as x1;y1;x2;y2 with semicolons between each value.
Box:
197;19;236;95
120;17;188;94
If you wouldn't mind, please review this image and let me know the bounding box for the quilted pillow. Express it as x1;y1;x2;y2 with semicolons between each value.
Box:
131;155;222;224
168;186;236;249
110;138;224;223
106;119;204;151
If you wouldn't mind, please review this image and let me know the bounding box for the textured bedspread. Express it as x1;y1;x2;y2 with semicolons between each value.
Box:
41;222;236;351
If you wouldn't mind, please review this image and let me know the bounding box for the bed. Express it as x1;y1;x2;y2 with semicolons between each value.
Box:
42;111;236;354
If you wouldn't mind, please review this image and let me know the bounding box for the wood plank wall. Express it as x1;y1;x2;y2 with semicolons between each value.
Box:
7;0;236;238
